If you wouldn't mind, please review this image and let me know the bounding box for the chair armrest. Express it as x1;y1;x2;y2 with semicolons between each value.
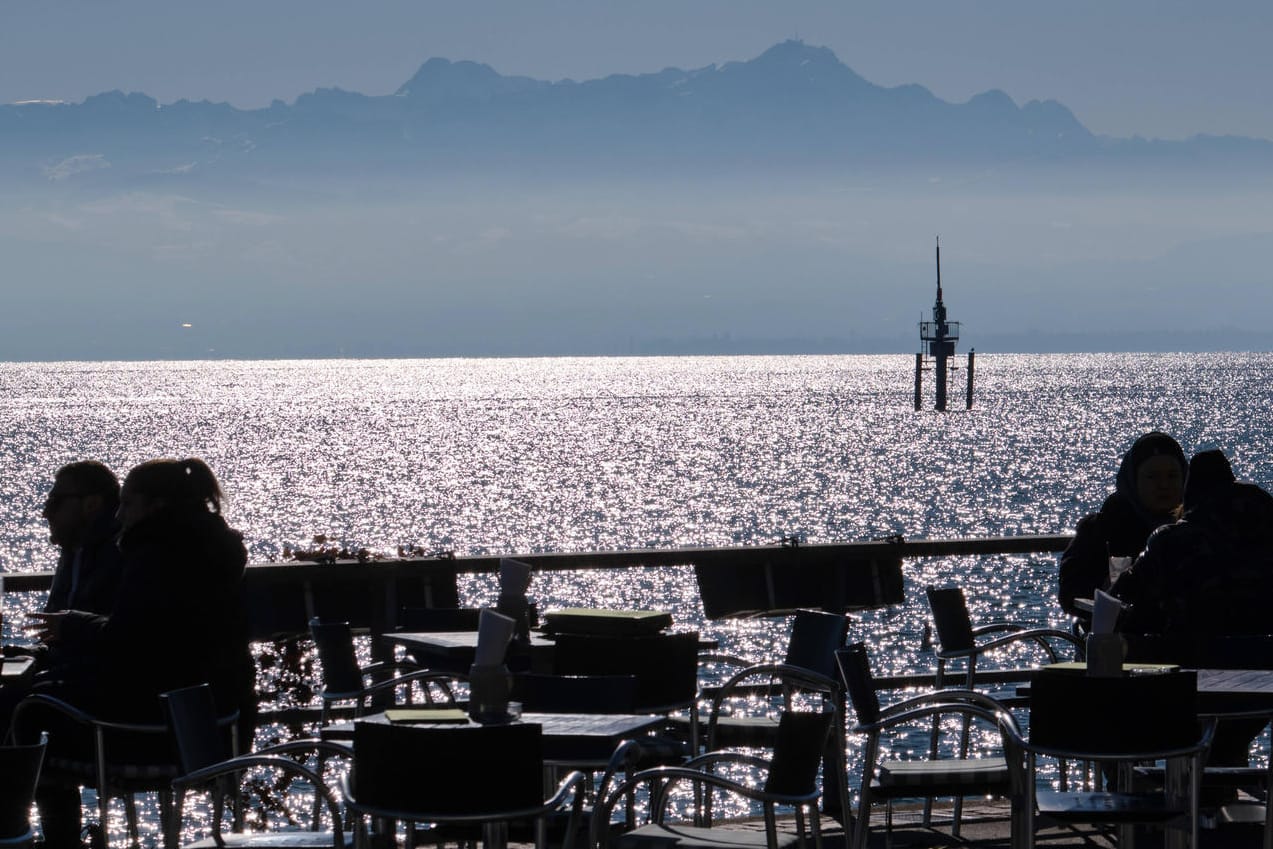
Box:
12;693;171;734
1007;715;1217;762
172;753;345;839
970;622;1032;637
255;738;353;762
855;701;1010;738
683;751;772;773
973;628;1083;659
881;688;1010;718
360;660;424;679
600;764;821;827
710;663;839;711
356;670;465;703
698;653;755;669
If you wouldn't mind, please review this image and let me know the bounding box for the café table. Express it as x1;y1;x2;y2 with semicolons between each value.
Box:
0;655;35;691
383;629;718;675
384;630;558;673
323;708;667;776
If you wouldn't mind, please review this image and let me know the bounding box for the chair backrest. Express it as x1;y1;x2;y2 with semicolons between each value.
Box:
552;631;700;712
352;720;543;815
309;618;364;694
835;643;882;726
162;684;232;775
511;673;639;714
763;712;835;797
1029;669;1200;754
785;610;850;679
926;586;975;653
398;607;482;632
0;732;46;843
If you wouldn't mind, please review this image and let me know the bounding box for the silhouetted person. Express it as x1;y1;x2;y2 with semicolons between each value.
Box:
1057;431;1186;619
1114;450;1273;769
1114;450;1268;635
0;462;123;732
18;458;255;849
42;460;123;615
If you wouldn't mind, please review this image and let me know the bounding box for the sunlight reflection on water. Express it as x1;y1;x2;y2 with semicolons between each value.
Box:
2;353;1272;843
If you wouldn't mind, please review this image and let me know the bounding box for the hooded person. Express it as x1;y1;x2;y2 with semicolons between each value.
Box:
1113;450;1270;635
1111;450;1273;770
1057;431;1187;619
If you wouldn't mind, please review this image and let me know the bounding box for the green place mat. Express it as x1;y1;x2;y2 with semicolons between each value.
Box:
384;707;471;724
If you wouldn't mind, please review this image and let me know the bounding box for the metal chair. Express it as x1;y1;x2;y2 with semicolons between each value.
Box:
343;720;586;849
162;684;353;849
308;618;462;724
0;732;47;849
10;693;237;849
925;586;1083;691
835;643;1016;849
1001;668;1216;849
592;711;834;849
924;585;1083;829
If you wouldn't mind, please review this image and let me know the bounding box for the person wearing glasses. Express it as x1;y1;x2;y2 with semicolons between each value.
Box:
41;460;124;615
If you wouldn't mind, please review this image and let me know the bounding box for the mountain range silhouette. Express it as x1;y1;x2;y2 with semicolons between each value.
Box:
5;40;1269;188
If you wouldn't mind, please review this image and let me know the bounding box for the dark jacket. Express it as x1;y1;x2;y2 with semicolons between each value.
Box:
1057;433;1185;618
54;508;254;721
1058;493;1173;617
1113;481;1273;635
44;512;124;614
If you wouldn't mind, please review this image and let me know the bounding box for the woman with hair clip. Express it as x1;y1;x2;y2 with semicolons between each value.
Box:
21;458;254;849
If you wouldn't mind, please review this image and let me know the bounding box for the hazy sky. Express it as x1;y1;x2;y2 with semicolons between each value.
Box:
4;0;1271;141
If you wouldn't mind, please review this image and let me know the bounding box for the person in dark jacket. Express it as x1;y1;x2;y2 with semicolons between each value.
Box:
19;458;255;849
1113;450;1270;635
1113;450;1273;769
42;460;124;616
1057;431;1186;619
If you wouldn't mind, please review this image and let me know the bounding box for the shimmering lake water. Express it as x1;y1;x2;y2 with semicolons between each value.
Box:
1;353;1270;839
3;353;1273;665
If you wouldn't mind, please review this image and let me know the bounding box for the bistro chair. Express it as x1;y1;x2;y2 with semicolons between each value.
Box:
10;692;238;849
703;664;850;831
924;585;1082;829
308;618;462;725
162;684;353;849
344;719;586;849
835;643;1015;849
924;586;1083;692
0;732;47;849
592;710;834;849
1001;668;1215;849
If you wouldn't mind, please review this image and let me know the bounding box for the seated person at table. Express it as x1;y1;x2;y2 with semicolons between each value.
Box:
1057;431;1186;619
42;460;124;616
1113;450;1269;634
16;458;255;849
0;461;124;730
1114;449;1273;766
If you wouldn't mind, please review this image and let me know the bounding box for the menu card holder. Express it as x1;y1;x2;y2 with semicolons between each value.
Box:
470;609;516;722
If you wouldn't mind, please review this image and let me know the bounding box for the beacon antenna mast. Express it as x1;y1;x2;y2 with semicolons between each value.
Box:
914;237;974;410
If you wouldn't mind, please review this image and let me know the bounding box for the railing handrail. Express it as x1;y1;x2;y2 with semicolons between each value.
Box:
0;533;1073;593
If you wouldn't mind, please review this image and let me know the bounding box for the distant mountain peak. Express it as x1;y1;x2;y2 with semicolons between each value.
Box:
394;57;542;102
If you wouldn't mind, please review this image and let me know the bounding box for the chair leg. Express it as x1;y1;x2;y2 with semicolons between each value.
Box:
808;805;823;849
123;794;140;848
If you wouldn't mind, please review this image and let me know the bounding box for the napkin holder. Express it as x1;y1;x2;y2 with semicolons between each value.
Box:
1086;633;1125;677
468;662;512;723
